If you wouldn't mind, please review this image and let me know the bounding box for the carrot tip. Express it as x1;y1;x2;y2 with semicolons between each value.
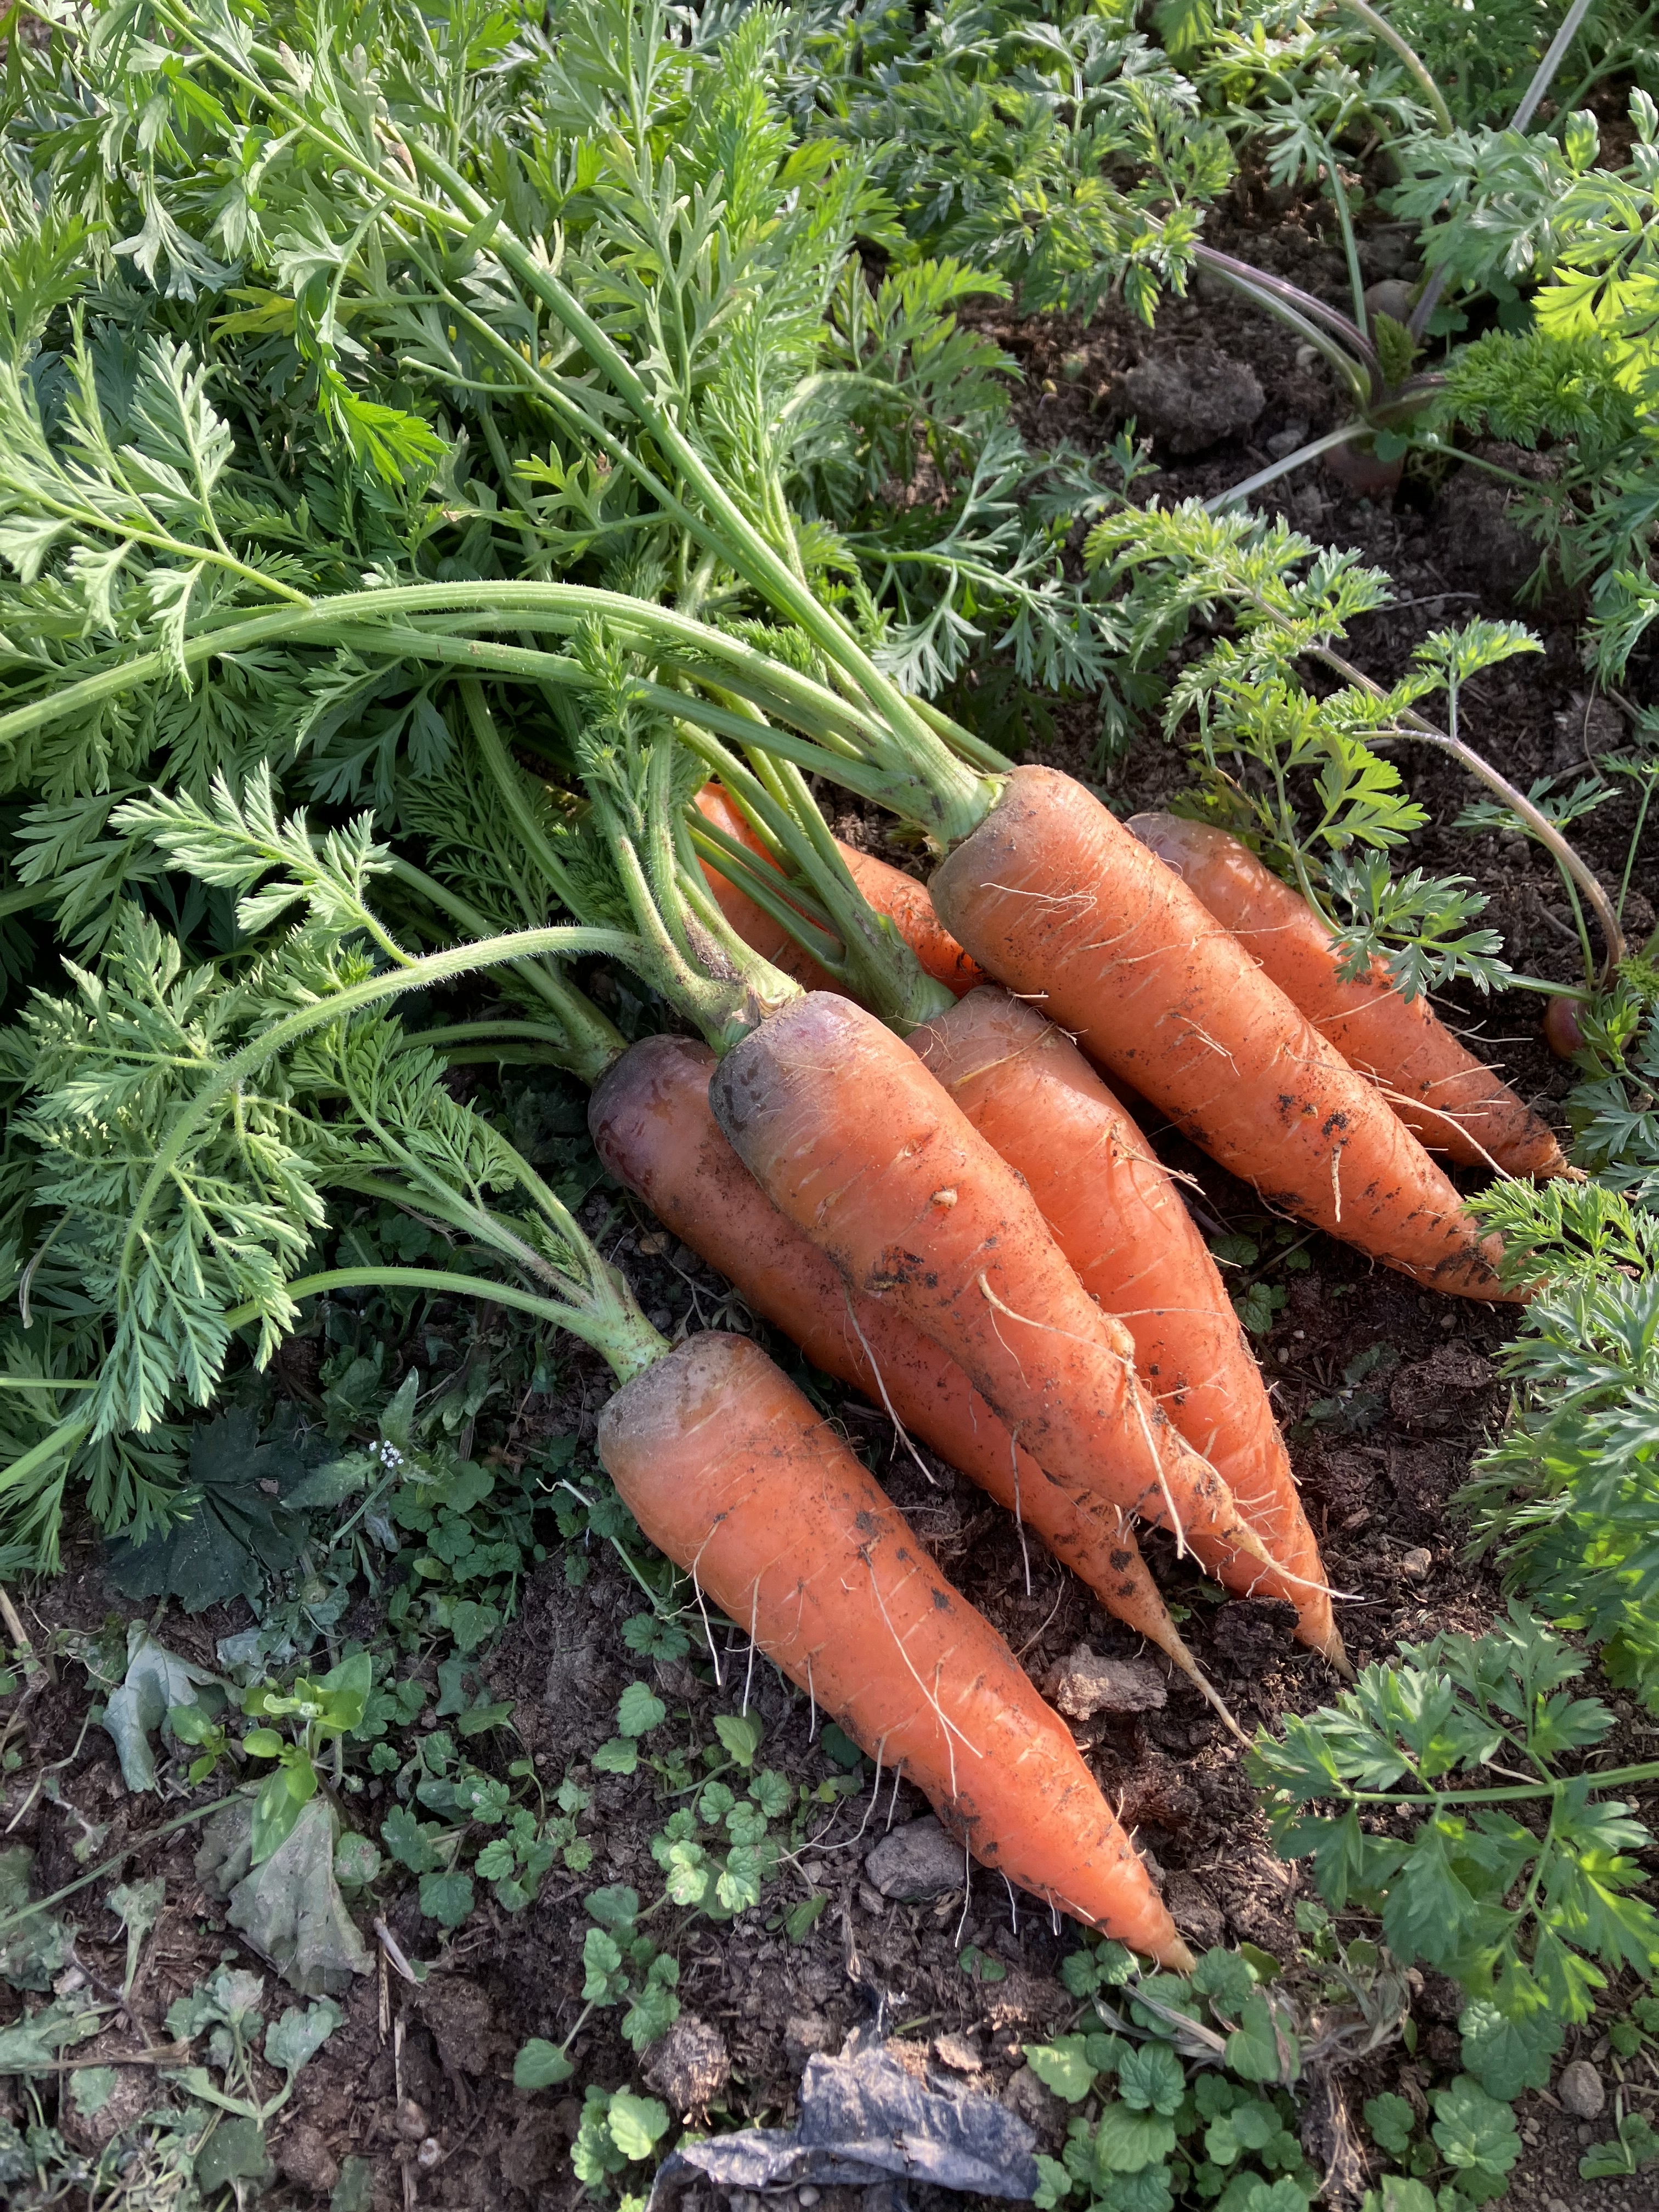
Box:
1160;1935;1198;1976
1325;1628;1356;1683
1162;1630;1250;1748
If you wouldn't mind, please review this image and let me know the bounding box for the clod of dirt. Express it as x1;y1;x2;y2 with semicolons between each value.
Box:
1400;1547;1434;1582
1359;227;1415;279
1118;343;1265;454
395;2100;430;2141
1210;1597;1300;1671
1435;469;1541;599
1000;2063;1063;2149
1556;2058;1606;2118
1042;1646;1167;1720
275;2120;341;2197
932;2032;983;2074
1165;1871;1226;1953
646;2014;732;2120
500;2107;575;2192
786;2011;833;2069
539;1630;622;1759
409;1975;504;2076
1387;1345;1498;1434
864;1815;968;1902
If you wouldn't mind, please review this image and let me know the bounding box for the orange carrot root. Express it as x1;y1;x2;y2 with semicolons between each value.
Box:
909;987;1346;1670
599;1330;1192;1964
589;1032;1230;1703
695;782;986;999
708;991;1277;1566
1128;812;1567;1180
929;766;1523;1304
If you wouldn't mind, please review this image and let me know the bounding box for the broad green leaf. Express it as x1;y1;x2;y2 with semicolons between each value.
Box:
1362;2180;1436;2212
1192;1947;1256;2013
0;1999;106;2069
785;1894;827;1943
265;1997;342;2076
606;2087;670;2160
1093;2102;1177;2173
194;2114;269;2190
418;1871;474;1929
1034;2152;1075;2208
1362;2091;1417;2157
514;2038;575;2090
1117;2040;1184;2115
70;2066;118;2117
224;1798;373;2000
1430;2075;1521;2192
0;1847;74;1993
714;1713;764;1767
1024;2035;1098;2102
1457;1997;1560;2099
586;1885;641;1932
107;1877;166;1997
380;1807;441;1876
617;1682;666;1738
1224;1993;1299;2084
101;1625;219;1793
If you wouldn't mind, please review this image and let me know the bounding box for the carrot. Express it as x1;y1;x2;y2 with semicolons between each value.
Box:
598;1329;1192;1963
907;989;1343;1668
708;991;1281;1565
693;783;839;995
695;783;986;999
1127;812;1567;1178
590;1033;1234;1710
928;766;1522;1302
842;843;988;998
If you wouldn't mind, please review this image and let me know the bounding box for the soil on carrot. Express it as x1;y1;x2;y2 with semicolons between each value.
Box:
3;184;1655;2212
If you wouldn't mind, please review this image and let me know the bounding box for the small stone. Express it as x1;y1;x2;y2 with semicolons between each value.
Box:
856;1878;888;1915
416;2138;442;2172
932;2033;984;2073
394;2100;428;2142
1549;2198;1572;2212
797;1859;825;1887
1364;277;1416;324
1266;421;1311;459
799;2192;821;2208
1042;1646;1167;1720
1400;1548;1433;1582
1557;2058;1605;2118
865;1814;967;1902
1294;343;1320;369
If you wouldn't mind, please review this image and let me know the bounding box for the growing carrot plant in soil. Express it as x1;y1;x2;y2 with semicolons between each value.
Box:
1;1;1658;2208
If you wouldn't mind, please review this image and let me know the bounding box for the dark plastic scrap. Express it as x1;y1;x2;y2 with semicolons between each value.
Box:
647;2030;1039;2204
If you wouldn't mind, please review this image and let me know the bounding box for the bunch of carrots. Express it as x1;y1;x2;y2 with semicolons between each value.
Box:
409;684;1559;1977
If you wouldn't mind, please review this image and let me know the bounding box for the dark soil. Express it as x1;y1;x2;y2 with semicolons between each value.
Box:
3;186;1656;2212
